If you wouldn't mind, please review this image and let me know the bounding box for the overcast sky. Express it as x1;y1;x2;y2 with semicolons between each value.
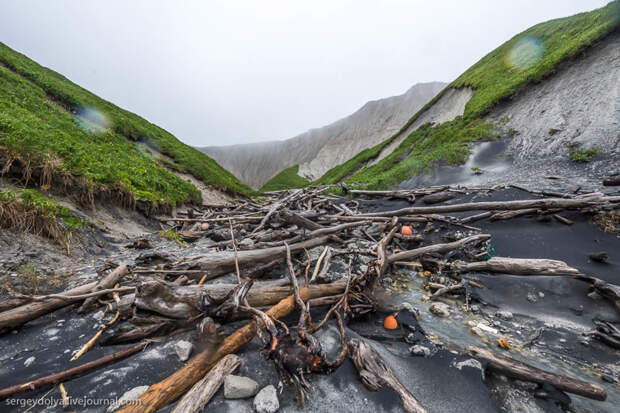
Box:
0;1;610;146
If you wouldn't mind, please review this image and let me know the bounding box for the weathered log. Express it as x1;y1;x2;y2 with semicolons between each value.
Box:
349;189;416;203
173;221;367;280
172;235;331;279
461;211;492;223
387;234;491;263
553;214;574;225
0;342;147;400
348;339;427;413
0;281;97;333
251;189;302;234
170;354;241;413
575;274;620;312
78;265;129;313
451;257;581;276
133;279;345;319
468;346;606;401
489;208;537;221
603;176;620;186
117;286;322;413
358;196;620;217
422;191;456;205
280;208;323;230
0;297;32;313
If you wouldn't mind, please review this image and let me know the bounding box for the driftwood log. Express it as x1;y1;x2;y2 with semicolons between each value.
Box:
170;354;241;413
358;196;620;217
0;342;147;399
133;279;345;319
117;286;334;413
468;346;606;401
0;281;97;333
173;221;367;280
348;339;427;413
451;257;581;276
79;264;129;313
387;234;491;263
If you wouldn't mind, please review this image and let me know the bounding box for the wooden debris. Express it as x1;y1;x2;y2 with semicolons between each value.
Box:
348;339;428;413
0;342;147;400
79;264;128;313
451;257;581;276
170;354;241;413
468;346;606;401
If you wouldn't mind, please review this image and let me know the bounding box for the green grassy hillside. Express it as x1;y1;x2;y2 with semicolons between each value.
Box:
261;165;310;192
315;1;620;190
0;42;254;213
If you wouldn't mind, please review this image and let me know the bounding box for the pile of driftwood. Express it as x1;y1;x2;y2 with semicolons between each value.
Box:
0;185;618;412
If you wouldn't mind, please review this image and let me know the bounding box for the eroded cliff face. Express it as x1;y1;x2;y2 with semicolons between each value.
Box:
200;81;446;189
487;32;620;163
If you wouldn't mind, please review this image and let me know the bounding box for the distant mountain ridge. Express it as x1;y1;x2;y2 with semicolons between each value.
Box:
200;81;446;189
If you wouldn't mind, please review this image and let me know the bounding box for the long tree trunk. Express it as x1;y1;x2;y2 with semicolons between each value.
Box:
0;281;97;333
468;346;606;401
358;196;620;217
451;257;581;276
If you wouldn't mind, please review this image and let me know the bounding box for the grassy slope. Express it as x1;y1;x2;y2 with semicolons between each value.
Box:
0;188;78;247
316;1;620;189
261;165;310;192
0;42;255;209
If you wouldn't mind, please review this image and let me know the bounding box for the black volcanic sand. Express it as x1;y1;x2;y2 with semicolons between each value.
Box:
0;187;619;412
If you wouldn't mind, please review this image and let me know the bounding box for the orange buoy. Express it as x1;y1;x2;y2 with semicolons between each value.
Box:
401;225;413;236
383;313;399;330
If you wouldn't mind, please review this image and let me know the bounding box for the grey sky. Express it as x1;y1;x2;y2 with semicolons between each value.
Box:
0;0;610;146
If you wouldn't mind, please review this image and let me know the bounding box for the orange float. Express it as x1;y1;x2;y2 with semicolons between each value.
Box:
401;225;413;236
383;313;399;330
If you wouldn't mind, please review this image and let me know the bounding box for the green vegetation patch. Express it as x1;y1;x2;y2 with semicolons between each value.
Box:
570;148;599;162
0;188;79;247
0;42;255;211
343;118;496;189
451;1;619;118
261;165;310;192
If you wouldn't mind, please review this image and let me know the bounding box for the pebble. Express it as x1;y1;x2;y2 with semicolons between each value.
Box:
429;302;450;317
409;345;431;357
174;340;193;362
224;375;260;399
527;293;538;303
495;310;513;320
601;375;616;384
107;386;149;412
253;385;279;413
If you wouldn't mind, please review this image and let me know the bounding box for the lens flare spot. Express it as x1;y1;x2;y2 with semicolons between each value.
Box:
505;36;545;70
75;107;110;134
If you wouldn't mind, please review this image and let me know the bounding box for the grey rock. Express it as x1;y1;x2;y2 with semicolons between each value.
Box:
107;386;149;412
253;385;279;413
429;302;450;317
224;375;260;399
495;311;513;320
454;358;485;379
527;293;538;303
174;340;193;362
410;345;431;357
